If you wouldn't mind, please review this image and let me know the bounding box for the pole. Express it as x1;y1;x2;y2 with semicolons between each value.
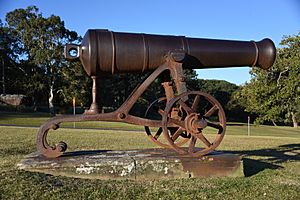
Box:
247;116;250;136
73;97;76;128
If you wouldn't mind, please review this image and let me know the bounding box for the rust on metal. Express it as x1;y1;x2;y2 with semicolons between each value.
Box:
38;29;276;158
64;29;276;75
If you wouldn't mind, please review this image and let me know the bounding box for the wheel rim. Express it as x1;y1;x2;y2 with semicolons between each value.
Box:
162;91;226;157
144;97;190;148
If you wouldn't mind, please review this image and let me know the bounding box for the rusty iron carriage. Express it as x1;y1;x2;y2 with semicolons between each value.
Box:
37;29;276;158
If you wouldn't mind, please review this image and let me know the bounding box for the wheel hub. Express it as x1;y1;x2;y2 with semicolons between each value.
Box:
184;113;207;134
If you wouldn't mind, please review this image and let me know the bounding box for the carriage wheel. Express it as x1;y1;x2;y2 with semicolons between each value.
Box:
144;97;190;148
162;91;226;157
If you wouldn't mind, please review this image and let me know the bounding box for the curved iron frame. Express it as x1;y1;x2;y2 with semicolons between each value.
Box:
37;54;226;158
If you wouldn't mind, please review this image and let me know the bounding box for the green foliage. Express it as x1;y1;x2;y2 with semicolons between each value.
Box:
5;6;78;65
58;61;91;108
1;6;82;113
194;79;238;107
233;32;300;126
95;69;197;114
187;78;243;121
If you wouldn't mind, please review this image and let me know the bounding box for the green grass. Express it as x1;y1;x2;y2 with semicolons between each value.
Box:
0;113;300;199
0;112;145;130
1;112;299;137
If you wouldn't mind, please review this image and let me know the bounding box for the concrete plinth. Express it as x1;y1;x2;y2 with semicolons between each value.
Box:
18;148;243;180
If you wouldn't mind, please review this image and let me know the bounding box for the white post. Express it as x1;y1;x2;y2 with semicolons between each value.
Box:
73;97;76;128
247;116;250;136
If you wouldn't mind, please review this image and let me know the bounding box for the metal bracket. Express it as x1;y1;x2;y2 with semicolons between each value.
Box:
64;44;80;61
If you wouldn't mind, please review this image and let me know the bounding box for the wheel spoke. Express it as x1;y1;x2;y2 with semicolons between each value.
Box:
194;132;212;147
154;127;163;139
158;109;164;116
207;121;224;133
204;105;218;118
191;94;201;111
168;118;185;128
188;136;197;153
178;99;193;114
171;127;184;141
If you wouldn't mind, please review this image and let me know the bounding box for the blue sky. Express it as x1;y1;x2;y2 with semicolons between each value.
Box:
1;0;299;85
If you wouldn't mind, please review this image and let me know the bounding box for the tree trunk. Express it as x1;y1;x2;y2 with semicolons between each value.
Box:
48;65;56;117
271;120;277;126
291;112;298;128
49;83;55;116
32;96;37;112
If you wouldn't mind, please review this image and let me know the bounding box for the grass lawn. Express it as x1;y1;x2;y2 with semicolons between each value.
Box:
0;113;299;199
1;112;299;137
0;112;145;131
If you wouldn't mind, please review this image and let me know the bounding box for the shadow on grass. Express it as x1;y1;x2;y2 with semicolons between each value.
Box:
242;158;282;177
226;143;300;177
62;150;111;157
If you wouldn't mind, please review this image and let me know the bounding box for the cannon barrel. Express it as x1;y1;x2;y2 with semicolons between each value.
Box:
65;29;276;76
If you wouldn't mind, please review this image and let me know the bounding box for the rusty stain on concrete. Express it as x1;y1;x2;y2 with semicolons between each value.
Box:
18;148;243;180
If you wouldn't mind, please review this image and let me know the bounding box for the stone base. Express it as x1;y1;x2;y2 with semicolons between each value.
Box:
18;148;243;180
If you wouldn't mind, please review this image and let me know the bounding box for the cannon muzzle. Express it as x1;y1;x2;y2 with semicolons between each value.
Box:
65;29;276;76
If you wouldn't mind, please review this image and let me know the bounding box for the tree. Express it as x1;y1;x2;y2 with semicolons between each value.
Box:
4;6;79;115
187;77;240;116
92;69;197;115
58;60;91;111
276;33;300;127
233;32;300;127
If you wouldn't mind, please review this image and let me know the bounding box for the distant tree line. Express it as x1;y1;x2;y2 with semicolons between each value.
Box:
232;32;300;127
0;6;298;127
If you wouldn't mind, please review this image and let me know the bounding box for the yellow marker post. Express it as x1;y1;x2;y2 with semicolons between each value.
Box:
73;97;76;128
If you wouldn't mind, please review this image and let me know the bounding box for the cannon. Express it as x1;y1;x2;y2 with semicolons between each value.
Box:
37;29;276;158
